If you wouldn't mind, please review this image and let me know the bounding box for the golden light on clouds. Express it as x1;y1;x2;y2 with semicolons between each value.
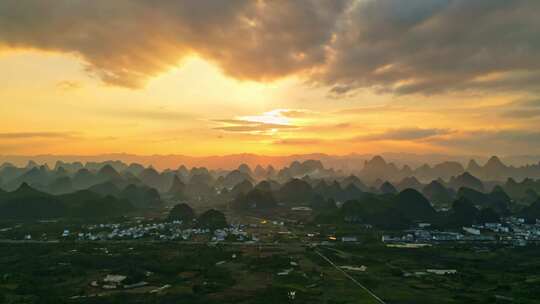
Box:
1;0;540;157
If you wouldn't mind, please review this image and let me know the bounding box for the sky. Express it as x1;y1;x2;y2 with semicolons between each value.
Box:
1;0;540;157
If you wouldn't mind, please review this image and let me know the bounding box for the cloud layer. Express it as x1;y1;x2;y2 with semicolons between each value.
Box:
0;0;346;88
1;0;539;94
322;0;540;95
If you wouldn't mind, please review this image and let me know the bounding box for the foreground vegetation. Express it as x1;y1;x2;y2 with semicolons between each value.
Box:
1;240;539;304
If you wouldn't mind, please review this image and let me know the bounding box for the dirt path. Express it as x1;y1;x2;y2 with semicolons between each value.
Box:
315;249;386;304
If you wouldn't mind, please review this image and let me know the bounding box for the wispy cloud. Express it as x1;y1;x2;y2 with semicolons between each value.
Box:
501;98;540;119
272;138;322;146
215;125;297;133
502;109;540;118
213;119;298;134
0;132;79;139
97;109;194;121
426;129;540;154
355;128;452;141
213;109;309;134
271;127;452;147
56;80;82;91
335;105;409;116
520;99;540;107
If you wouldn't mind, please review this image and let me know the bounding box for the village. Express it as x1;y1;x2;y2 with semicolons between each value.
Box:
382;217;540;247
3;213;540;251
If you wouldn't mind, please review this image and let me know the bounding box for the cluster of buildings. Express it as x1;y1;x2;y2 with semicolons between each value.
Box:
403;269;458;278
89;273;152;290
382;217;540;247
62;221;259;243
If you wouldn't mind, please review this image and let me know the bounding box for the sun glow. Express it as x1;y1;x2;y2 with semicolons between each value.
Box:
240;109;293;126
0;47;534;157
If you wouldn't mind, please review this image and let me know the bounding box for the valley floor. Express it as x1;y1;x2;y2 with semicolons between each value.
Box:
1;239;540;303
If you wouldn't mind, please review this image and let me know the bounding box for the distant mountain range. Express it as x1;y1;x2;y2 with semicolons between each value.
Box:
2;152;540;171
356;155;540;182
2;156;540;224
3;156;540;195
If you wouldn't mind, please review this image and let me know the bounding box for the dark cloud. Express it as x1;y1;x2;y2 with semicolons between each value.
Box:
0;0;538;95
321;0;540;95
329;85;354;95
327;84;358;99
0;0;347;88
357;128;452;141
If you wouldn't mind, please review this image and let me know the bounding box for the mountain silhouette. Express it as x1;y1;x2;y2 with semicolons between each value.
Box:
229;179;254;198
394;189;436;222
396;176;422;191
341;175;368;191
278;178;314;205
168;175;187;200
222;170;253;189
422;180;454;206
231;188;277;210
97;164;122;181
449;172;484;192
380;181;397;194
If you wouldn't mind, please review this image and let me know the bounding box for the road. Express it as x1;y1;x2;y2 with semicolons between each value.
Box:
315;249;386;304
0;239;303;248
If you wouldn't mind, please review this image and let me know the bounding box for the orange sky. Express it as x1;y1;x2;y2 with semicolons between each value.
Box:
1;1;539;157
0;50;535;157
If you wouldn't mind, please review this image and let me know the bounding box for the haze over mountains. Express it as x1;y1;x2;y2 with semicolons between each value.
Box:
2;155;540;222
2;153;540;175
2;154;540;183
2;155;540;248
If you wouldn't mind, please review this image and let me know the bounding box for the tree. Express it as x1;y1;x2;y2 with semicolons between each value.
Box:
450;198;479;227
168;203;195;223
197;209;227;230
478;208;500;224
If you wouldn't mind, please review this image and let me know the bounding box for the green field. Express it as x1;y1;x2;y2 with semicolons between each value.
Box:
1;240;539;304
